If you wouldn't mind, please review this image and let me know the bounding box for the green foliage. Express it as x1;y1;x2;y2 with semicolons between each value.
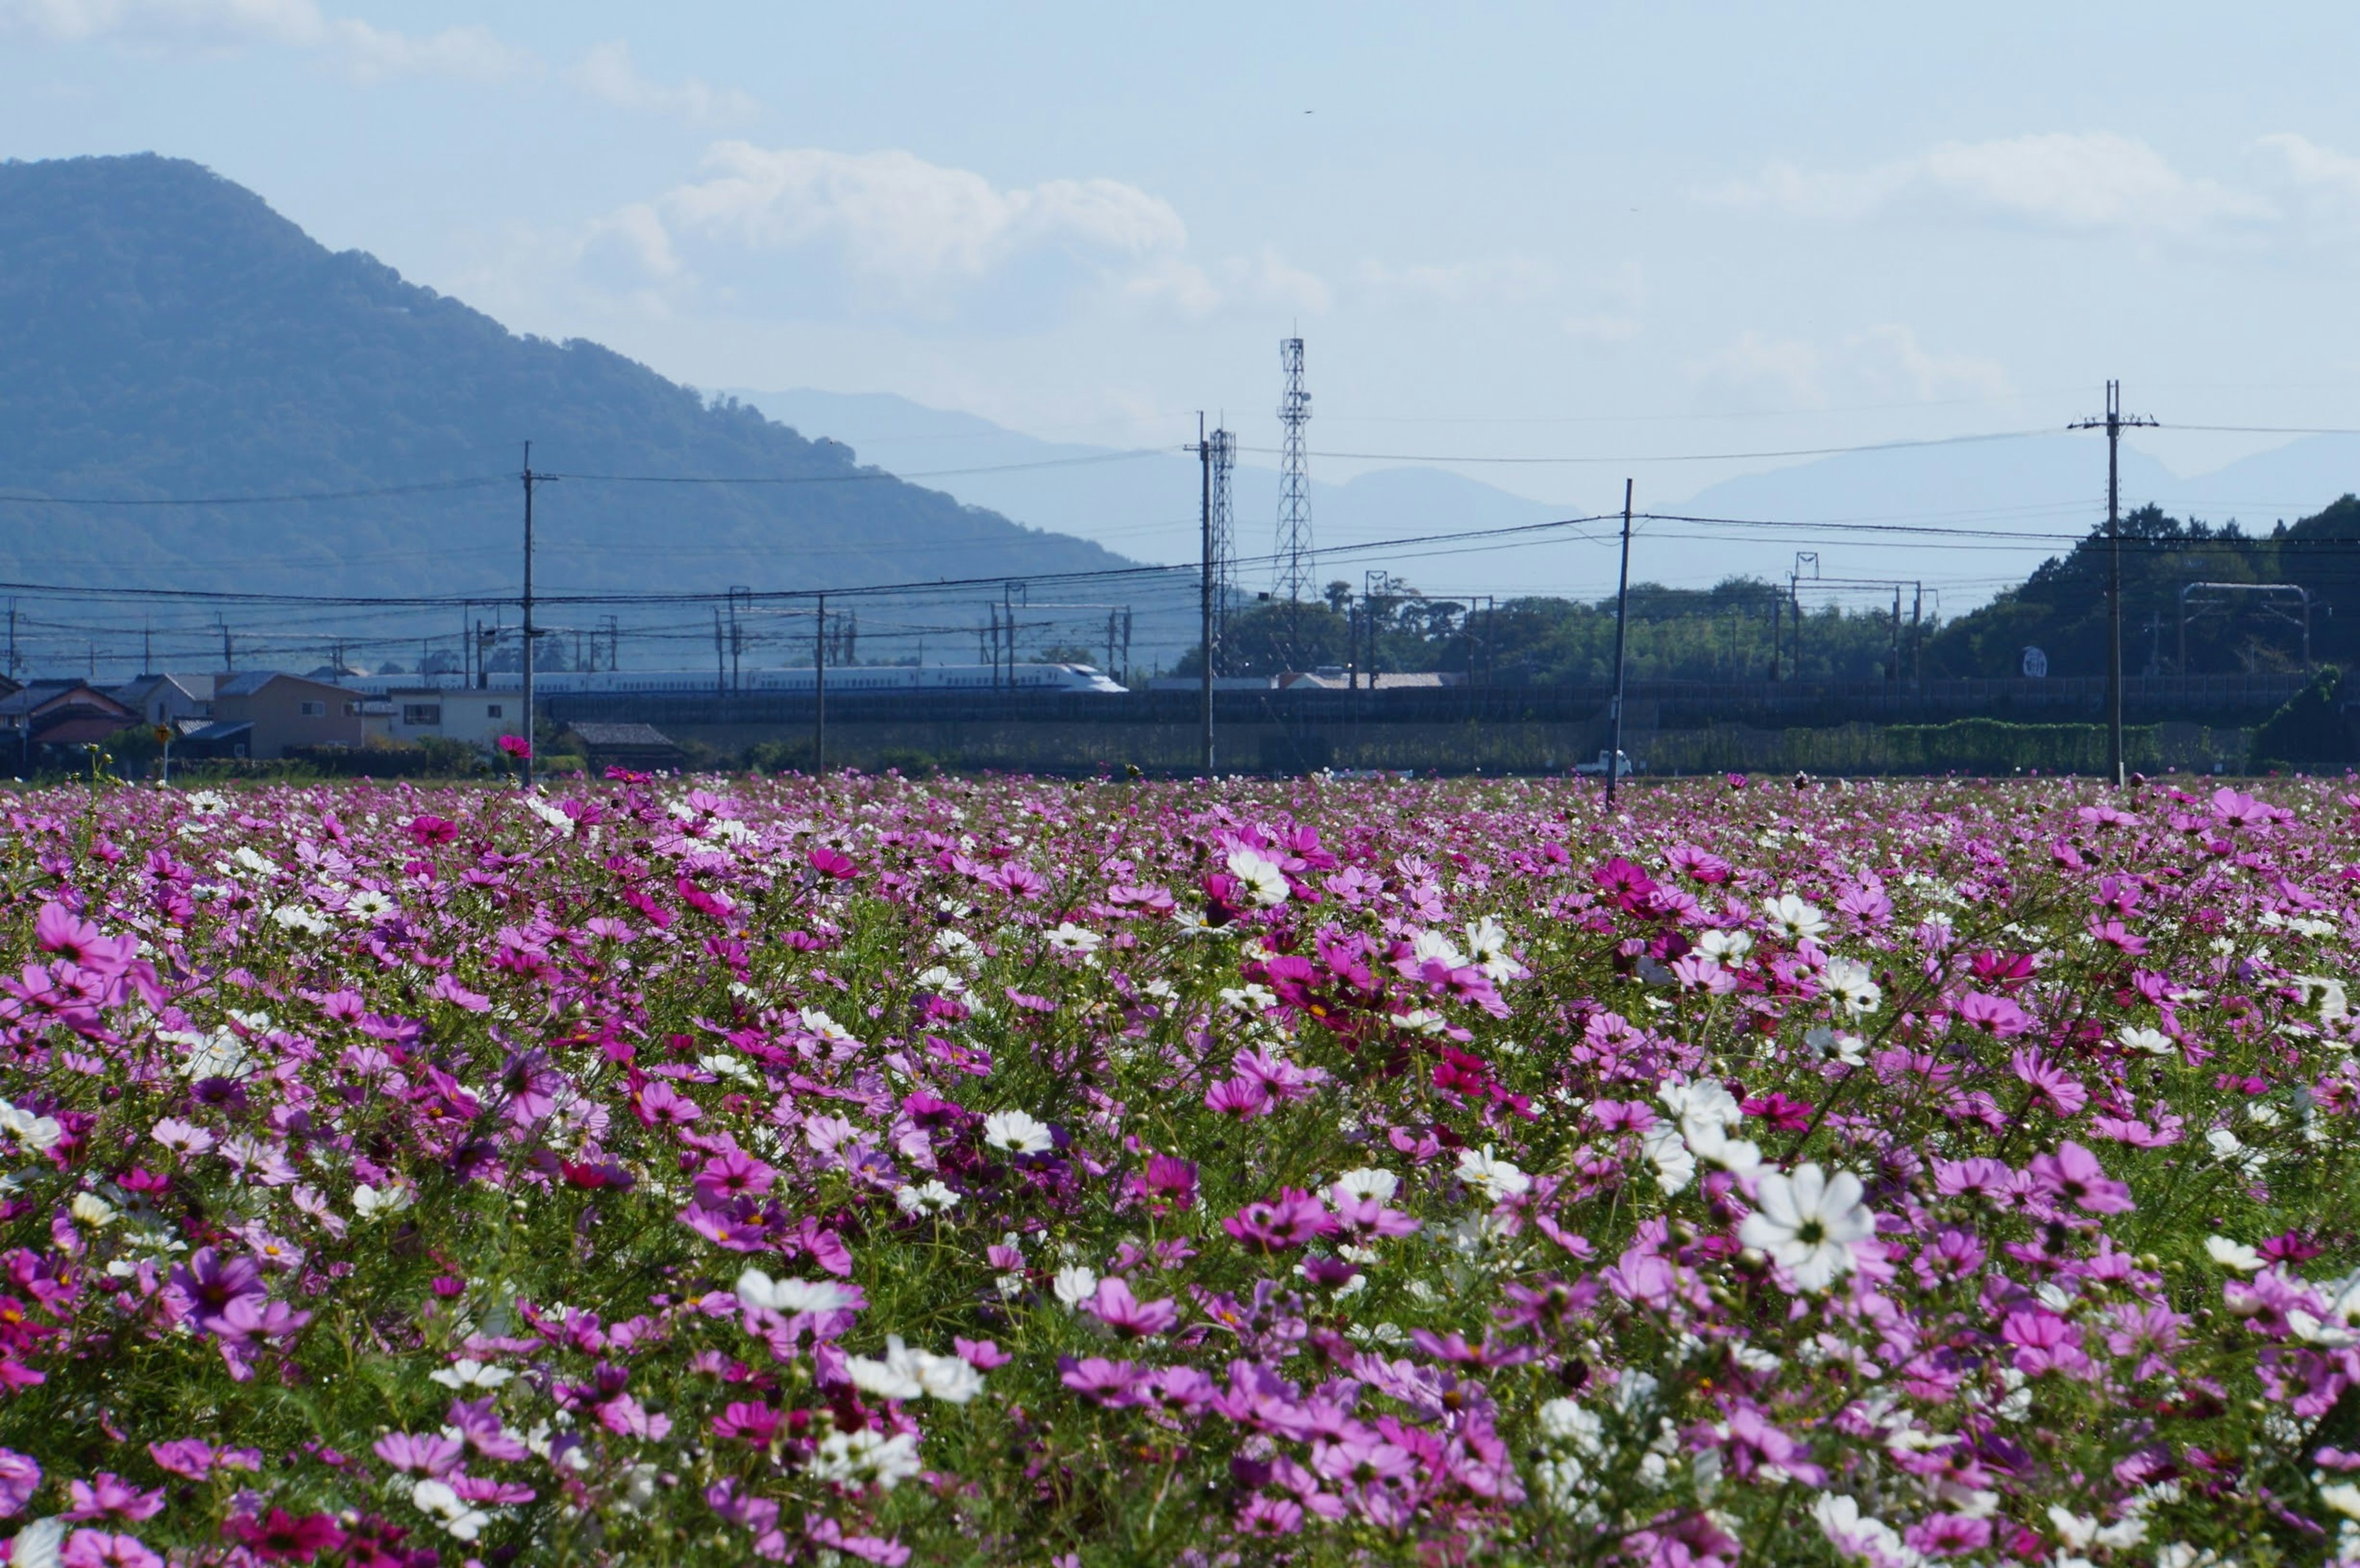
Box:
1191;579;1916;683
1925;500;2360;678
2251;665;2349;771
1648;718;2249;776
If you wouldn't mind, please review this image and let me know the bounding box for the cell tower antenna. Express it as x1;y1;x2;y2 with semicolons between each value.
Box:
1208;424;1237;672
1273;337;1313;605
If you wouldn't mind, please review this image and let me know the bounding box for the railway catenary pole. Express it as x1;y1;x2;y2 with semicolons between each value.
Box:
1198;412;1214;776
1605;478;1634;812
814;592;827;777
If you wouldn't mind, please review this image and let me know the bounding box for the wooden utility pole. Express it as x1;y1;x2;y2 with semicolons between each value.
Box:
1197;412;1214;776
519;442;540;790
1605;479;1634;810
2071;382;2156;788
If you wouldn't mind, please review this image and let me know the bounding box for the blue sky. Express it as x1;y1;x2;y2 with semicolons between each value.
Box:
10;0;2360;528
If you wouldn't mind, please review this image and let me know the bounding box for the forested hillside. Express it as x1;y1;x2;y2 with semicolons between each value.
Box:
0;155;1130;603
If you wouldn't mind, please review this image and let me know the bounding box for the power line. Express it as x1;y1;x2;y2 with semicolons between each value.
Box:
548;449;1173;485
1232;428;2058;466
0;476;509;508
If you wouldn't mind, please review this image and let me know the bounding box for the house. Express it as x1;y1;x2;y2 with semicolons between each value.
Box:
208;672;388;759
560;721;684;773
0;681;140;768
384;688;527;751
110;673;216;726
1275;670;1465;691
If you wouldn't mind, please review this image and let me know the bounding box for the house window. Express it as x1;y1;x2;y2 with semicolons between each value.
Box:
486;705;503;718
403;704;442;726
299;700;325;717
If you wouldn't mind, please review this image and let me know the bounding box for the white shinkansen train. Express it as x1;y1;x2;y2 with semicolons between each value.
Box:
338;664;1130;697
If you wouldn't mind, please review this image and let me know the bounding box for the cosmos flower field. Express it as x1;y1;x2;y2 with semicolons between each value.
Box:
1;770;2359;1568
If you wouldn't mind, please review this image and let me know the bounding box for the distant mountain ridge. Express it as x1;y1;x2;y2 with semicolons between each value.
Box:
0;155;1131;611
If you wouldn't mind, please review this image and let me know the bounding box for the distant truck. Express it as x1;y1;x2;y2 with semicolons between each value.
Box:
1573;749;1638;778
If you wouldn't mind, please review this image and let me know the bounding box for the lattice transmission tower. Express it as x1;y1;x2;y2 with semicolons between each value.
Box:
1273;338;1313;603
1207;426;1237;672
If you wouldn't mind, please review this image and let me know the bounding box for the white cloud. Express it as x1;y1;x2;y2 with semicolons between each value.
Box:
1;0;321;49
651;143;1187;292
332;18;525;82
1127;246;1329;319
1692;324;2010;413
568;40;757;125
1708;132;2272;235
0;0;527;79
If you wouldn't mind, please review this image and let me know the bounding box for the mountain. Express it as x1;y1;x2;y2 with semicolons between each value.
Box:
0;155;1131;637
729;388;1574;589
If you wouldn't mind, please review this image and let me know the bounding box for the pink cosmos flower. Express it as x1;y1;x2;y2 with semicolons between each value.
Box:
62;1474;163;1523
1083;1276;1180;1338
1956;991;2032;1038
371;1433;463;1476
2002;1309;2091;1379
1222;1190;1337;1253
1904;1515;1993;1557
59;1531;162;1568
2010;1049;2090;1118
2028;1141;2134;1213
33;905;137;978
221;1510;345;1563
1204;1075;1272;1119
0;1448;37;1516
1058;1355;1147;1406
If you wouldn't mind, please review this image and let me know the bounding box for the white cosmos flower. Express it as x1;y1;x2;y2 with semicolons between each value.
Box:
175;1030;251;1081
1661;1080;1742;1145
2321;1482;2360;1520
1739;1163;1875;1292
1760;894;1829;943
895;1180;961;1217
1820;957;1882;1016
9;1519;63;1568
1225;848;1291;906
2205;1235;2265;1273
0;1100;63;1152
345;889;398;922
1461;916;1525;979
1695;928;1754;963
982;1110;1055;1155
428;1358;515;1389
736;1269;857;1315
1052;1264;1099;1307
804;1427;922;1489
184;789;232;816
1640;1123;1697;1194
233;846;282;878
1411;930;1471;970
844;1335;984;1405
1812;1493;1914;1566
2119;1026;2177;1056
1043;922;1102;955
352;1182;416;1218
271;906;332;935
1805;1026;1868;1067
1456;1145;1530;1202
409;1479;491;1540
1332;1167;1400;1205
799;1008;857;1045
